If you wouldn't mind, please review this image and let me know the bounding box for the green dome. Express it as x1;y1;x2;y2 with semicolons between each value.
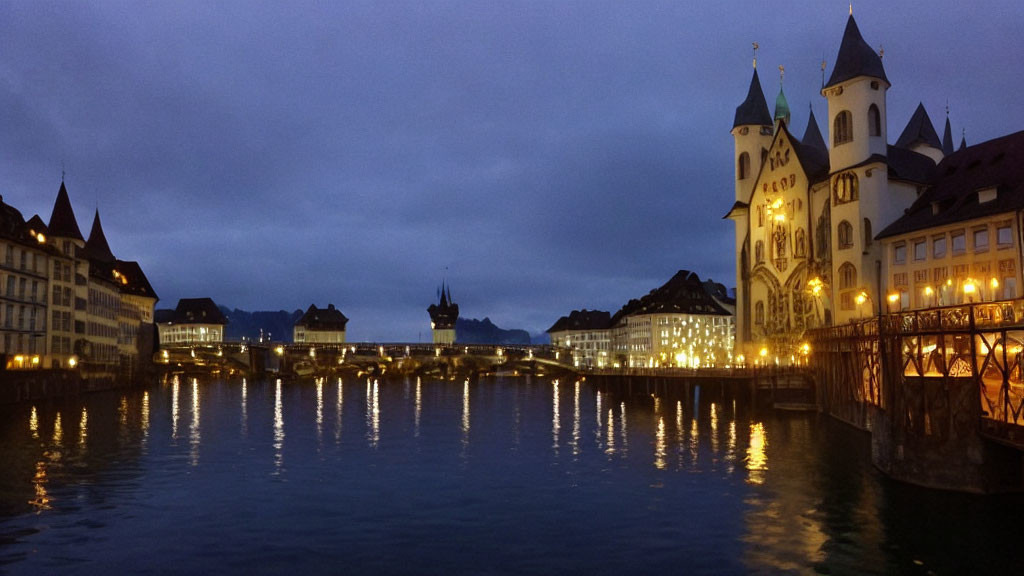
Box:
774;85;790;125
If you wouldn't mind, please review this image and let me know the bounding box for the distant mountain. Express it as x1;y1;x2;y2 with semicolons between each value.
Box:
530;332;550;345
219;306;303;342
455;317;530;345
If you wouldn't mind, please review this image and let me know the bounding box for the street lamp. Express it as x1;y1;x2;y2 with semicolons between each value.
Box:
924;285;934;308
887;292;900;313
855;289;874;317
963;278;977;303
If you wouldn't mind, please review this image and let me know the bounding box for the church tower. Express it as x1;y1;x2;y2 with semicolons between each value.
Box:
821;12;890;321
427;283;458;345
728;62;773;349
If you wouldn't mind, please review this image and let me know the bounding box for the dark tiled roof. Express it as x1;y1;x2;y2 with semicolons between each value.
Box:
825;14;888;89
610;270;732;326
895;103;942;150
801;108;827;155
886;145;936;184
162;298;228;325
47;182;84;241
295;304;348;331
723;200;750;219
733;69;773;128
83;210;116;264
25;215;47;236
877;130;1024;239
547;309;611;333
115;260;158;301
0;197;28;242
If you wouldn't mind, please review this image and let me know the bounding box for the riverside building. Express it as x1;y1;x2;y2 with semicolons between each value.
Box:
726;12;1023;362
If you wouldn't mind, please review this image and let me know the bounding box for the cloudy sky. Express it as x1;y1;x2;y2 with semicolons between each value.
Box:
1;1;1020;341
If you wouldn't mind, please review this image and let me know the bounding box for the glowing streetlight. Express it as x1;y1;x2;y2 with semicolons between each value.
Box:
887;292;899;313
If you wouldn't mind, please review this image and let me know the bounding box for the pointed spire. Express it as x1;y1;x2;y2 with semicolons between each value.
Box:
773;66;790;128
84;209;115;263
895;103;942;150
942;112;954;156
960;128;967;151
733;68;773;128
824;14;889;89
802;105;827;153
47;181;84;241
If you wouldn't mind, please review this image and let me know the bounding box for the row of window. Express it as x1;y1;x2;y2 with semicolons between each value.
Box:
2;275;43;303
2;243;48;276
893;224;1013;265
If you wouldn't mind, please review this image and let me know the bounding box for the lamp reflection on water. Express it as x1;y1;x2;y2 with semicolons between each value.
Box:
606;408;615;455
273;379;284;473
552;380;560;451
572;381;581;456
746;422;768;485
240;379;248;436
414;377;421;438
171;376;180;440
655;417;667;470
78;407;88;450
710;403;719;454
316;378;324;446
190;379;200;466
336;378;344;444
620;402;628;454
29;406;38;439
141;391;150;446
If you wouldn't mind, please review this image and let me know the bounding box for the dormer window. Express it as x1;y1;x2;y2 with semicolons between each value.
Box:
978;187;997;204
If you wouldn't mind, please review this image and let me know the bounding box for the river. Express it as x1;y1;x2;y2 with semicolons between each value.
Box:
0;375;1021;575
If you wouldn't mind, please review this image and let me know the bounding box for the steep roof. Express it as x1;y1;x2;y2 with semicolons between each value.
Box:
733;69;773;128
295;304;349;331
427;283;459;329
773;85;790;126
886;145;936;184
547;309;612;333
895;103;942;150
610;270;732;327
801;107;827;154
114;260;159;301
942;116;955;156
825;14;888;89
163;298;228;325
877;130;1024;239
83;210;116;263
0;196;28;242
47;182;84;241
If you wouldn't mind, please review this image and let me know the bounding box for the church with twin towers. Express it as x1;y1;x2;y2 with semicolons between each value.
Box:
727;12;1024;361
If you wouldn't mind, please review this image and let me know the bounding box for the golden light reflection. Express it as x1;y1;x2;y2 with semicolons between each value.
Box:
53;412;63;446
710;403;719;454
119;396;129;429
240;378;248;436
746;422;768;484
273;379;284;473
619;402;628;454
142;391;150;444
336;378;344;443
461;379;470;439
78;407;88;449
171;375;180;440
654;417;667;470
605;408;615;455
552;380;560;451
572;380;581;456
190;378;200;466
29;406;38;439
369;379;380;448
30;461;50;512
689;417;698;465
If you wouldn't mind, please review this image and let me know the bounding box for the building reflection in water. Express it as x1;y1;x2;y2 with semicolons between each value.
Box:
273;379;284;473
171;375;180;441
53;412;63;447
572;381;581;456
460;379;470;454
551;380;560;452
594;391;603;451
746;422;767;485
336;378;343;444
619;402;627;455
141;391;150;447
710;403;719;454
240;378;248;437
414;377;421;438
655;416;667;470
190;378;200;466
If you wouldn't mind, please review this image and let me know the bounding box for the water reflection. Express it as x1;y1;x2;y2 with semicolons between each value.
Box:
171;376;180;440
619;402;627;455
461;379;470;453
190;379;200;466
240;378;248;436
654;417;666;470
78;407;88;450
273;379;284;474
316;378;324;447
414;377;421;438
367;379;380;448
572;381;581;456
605;408;615;455
29;406;38;439
710;403;718;454
335;378;343;444
551;380;560;452
746;422;767;485
142;391;150;446
53;412;63;446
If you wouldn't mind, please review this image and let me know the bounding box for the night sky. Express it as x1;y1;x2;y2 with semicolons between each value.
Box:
1;1;1020;341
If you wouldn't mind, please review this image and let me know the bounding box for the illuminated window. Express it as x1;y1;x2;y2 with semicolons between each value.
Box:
868;104;881;137
839;262;857;289
833;172;858;204
833;110;853;146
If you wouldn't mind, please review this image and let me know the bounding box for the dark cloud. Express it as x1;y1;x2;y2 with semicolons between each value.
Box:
0;1;1020;340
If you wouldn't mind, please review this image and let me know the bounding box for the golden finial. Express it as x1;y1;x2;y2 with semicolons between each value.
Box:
849;3;853;16
778;65;784;84
752;42;759;69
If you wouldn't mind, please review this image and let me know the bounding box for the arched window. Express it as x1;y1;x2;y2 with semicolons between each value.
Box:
755;301;764;325
755;240;764;264
868;104;881;137
738;152;750;180
838;262;857;290
838;220;854;249
833;172;859;204
834;110;853;146
863;218;873;250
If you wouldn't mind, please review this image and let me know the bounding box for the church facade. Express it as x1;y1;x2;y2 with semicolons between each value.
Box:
726;13;1003;362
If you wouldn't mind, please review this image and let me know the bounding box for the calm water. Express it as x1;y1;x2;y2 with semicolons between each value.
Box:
0;375;1022;575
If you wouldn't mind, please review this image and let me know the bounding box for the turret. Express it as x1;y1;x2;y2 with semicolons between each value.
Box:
732;66;774;204
47;181;85;256
822;13;889;171
773;69;790;130
427;282;459;345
